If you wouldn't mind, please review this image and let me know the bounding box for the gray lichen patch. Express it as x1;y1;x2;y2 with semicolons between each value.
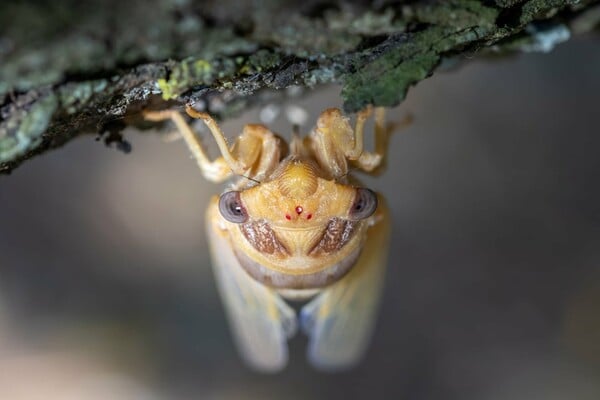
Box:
0;94;58;163
58;80;109;115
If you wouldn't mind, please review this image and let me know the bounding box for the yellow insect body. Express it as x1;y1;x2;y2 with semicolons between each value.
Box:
144;104;399;372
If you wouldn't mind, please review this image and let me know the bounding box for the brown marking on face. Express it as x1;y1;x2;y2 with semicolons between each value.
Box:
309;218;358;256
240;221;289;256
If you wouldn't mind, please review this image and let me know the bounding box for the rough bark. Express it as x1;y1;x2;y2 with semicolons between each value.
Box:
1;0;599;173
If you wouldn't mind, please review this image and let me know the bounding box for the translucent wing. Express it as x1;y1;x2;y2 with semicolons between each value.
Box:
207;200;297;372
300;198;390;371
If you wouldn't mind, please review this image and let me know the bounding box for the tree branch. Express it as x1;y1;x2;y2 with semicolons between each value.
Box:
1;0;599;173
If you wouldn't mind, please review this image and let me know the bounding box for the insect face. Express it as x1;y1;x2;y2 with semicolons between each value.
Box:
218;158;377;289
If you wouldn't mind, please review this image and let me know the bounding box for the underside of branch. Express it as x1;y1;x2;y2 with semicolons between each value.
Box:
1;0;599;173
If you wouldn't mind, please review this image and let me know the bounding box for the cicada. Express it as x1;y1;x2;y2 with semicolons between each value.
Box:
144;104;402;372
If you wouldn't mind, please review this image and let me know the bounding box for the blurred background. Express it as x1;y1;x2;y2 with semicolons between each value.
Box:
1;35;599;399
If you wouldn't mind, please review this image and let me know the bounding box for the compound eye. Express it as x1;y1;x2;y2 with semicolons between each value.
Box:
219;191;248;223
349;188;378;220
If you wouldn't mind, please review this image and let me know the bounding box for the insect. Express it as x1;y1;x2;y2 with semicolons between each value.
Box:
144;103;403;372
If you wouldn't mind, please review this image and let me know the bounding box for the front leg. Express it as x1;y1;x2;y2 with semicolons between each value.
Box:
352;107;413;174
184;106;249;177
185;106;285;183
143;109;233;182
310;106;410;178
144;107;283;183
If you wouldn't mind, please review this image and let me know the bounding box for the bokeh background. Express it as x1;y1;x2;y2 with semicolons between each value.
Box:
1;36;599;399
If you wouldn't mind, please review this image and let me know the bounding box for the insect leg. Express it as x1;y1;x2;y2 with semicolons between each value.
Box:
345;106;372;160
143;109;233;182
352;107;413;174
185;106;285;183
185;106;249;176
